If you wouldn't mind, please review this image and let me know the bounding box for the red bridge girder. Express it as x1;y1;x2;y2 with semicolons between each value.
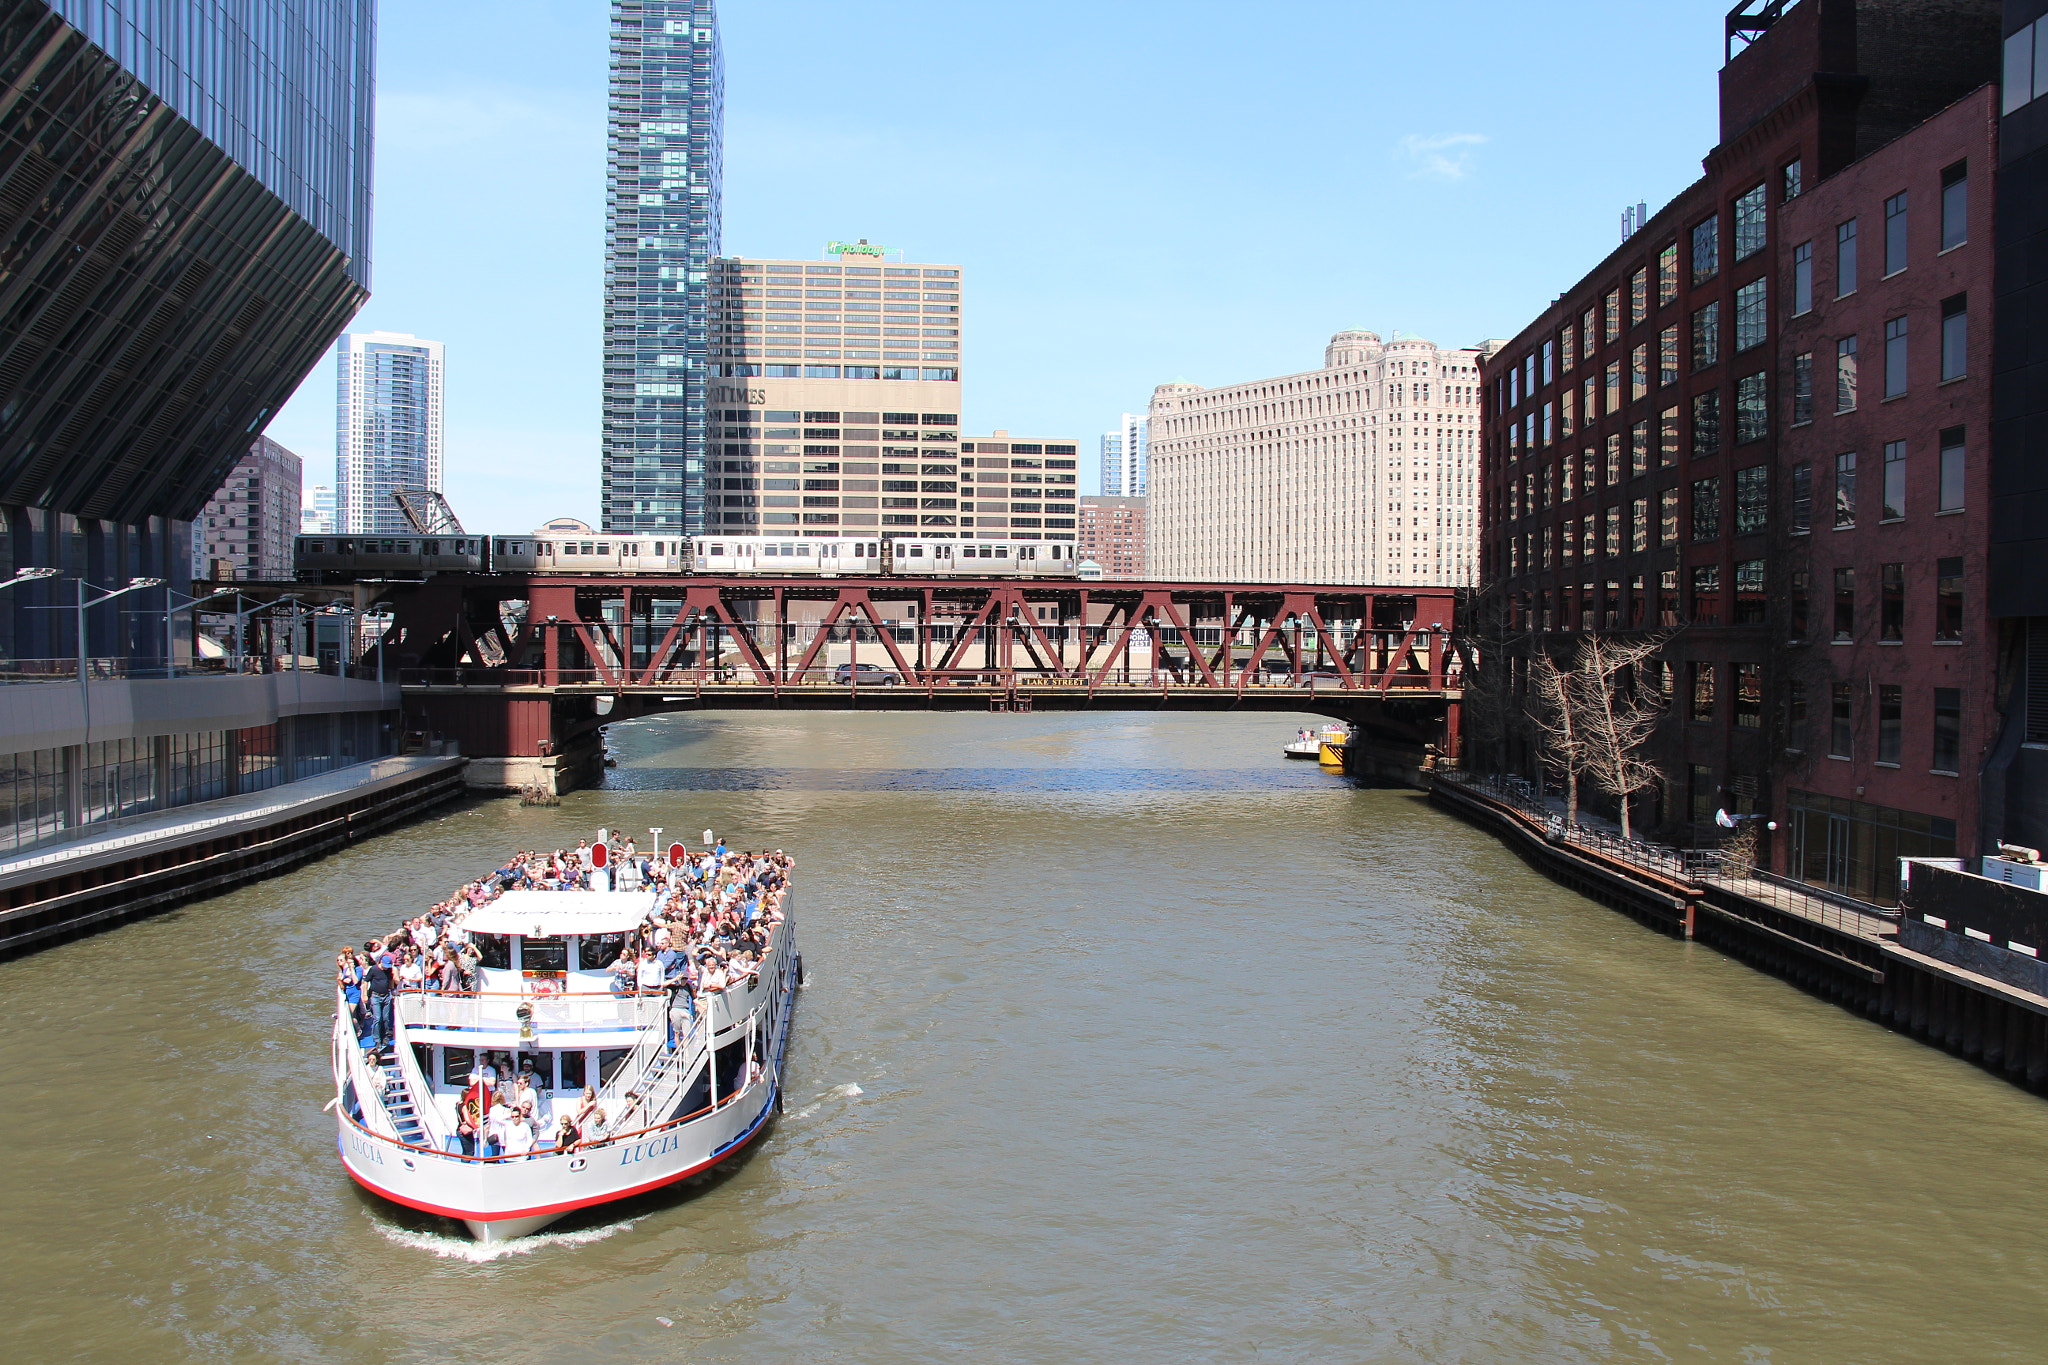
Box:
372;574;1461;698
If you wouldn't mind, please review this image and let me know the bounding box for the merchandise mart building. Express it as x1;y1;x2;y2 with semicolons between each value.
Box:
705;249;966;537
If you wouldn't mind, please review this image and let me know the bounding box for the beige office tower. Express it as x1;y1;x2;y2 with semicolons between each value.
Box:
704;245;964;535
1146;330;1501;584
958;431;1080;541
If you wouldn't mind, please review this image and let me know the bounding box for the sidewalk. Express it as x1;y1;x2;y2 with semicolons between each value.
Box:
0;755;467;885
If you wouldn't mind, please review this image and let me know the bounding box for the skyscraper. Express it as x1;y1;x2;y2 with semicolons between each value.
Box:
603;0;724;535
705;248;963;536
336;331;445;534
1101;413;1149;496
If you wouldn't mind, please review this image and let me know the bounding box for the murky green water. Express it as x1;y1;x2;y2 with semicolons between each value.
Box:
3;711;2045;1362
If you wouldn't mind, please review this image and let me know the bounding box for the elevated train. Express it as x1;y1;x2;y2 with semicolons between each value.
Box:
293;532;1082;583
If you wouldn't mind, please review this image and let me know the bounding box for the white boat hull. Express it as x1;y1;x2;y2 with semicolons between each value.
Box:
335;927;801;1244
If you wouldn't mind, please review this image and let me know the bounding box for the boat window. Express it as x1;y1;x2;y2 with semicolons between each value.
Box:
559;1049;587;1089
442;1047;475;1086
579;931;626;969
518;1052;552;1089
598;1048;632;1086
521;935;568;973
473;933;511;969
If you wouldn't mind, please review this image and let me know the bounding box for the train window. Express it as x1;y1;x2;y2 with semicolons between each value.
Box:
309;540;327;553
338;539;353;553
494;540;505;554
580;543;594;554
908;545;924;557
425;540;440;555
709;543;724;555
539;542;553;557
595;544;609;554
653;541;663;554
561;544;576;556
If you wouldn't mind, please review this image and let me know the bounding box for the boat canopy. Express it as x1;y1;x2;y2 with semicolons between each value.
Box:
461;890;659;937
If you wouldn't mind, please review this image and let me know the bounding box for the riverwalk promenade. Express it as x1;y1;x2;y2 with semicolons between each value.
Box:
1432;770;2048;1092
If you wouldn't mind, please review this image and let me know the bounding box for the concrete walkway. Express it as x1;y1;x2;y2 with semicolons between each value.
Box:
0;755;468;884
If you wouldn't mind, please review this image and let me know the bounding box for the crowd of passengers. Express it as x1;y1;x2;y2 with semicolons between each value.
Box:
332;831;791;1156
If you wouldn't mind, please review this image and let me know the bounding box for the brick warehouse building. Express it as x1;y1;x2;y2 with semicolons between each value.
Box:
1478;0;2001;893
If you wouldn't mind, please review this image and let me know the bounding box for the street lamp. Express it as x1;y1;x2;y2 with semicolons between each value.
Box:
75;577;163;745
0;566;61;591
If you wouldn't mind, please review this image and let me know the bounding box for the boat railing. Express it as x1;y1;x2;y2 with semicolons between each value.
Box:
395;990;668;1034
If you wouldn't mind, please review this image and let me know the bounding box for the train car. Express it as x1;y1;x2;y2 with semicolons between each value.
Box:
294;534;486;582
506;533;688;575
882;537;1078;578
691;536;885;576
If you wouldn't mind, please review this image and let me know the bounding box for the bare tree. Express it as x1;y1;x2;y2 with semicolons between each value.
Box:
1569;632;1672;842
1527;650;1586;825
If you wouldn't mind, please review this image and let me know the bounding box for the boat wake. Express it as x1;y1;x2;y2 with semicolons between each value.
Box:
376;1216;643;1263
790;1081;863;1120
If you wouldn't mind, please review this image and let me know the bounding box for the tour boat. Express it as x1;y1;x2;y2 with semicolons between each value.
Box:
1283;723;1352;763
331;885;800;1243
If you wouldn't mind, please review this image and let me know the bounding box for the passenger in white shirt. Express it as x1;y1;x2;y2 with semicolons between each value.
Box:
501;1107;536;1158
636;950;665;994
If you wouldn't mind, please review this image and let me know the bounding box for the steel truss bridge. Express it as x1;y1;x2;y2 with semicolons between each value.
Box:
373;575;1465;784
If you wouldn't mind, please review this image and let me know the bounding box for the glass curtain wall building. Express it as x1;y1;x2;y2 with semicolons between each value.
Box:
603;0;723;535
0;0;373;665
336;331;445;534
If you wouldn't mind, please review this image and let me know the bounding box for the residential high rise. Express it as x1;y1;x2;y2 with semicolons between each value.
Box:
958;432;1079;541
704;248;964;536
336;331;445;535
1078;496;1146;578
301;483;338;534
194;436;303;580
603;0;724;536
1101;413;1148;495
1146;331;1495;585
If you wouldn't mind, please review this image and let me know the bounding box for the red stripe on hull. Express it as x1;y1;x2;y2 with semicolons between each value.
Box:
341;1111;771;1223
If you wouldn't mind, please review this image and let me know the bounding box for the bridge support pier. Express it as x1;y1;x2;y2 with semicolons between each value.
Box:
400;690;607;795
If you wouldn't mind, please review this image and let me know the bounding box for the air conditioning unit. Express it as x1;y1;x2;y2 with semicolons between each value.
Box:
1983;856;2048;892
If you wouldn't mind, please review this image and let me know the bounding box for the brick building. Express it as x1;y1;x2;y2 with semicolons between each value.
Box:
1478;0;2001;890
1078;496;1146;578
1774;87;1997;904
194;435;303;581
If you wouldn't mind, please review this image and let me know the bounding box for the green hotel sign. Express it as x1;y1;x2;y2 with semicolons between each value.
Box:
828;239;887;257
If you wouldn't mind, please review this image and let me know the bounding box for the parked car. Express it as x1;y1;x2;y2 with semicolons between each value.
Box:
833;662;900;685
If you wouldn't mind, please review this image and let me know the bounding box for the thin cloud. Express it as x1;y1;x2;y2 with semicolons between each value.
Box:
1399;132;1488;181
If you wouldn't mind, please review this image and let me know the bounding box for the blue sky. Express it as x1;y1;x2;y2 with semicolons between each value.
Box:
264;0;1739;530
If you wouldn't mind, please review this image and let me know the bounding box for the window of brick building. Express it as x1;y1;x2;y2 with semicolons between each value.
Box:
1831;683;1854;757
1692;563;1721;625
1735;663;1764;727
1884;192;1909;275
1941;161;1968;250
1660;406;1680;466
1632;420;1650;476
1792;351;1814;423
1735;184;1767;260
1659;242;1679;305
1881;562;1904;641
1936;556;1963;640
1736;559;1766;622
1941;294;1968;381
1938;426;1965;512
1735;465;1767;534
1693;391;1721;456
1736;373;1768;443
1791;570;1811;639
1735;278;1767;350
1793;241;1814;315
1692;216;1720;284
1884;316;1908;398
1692;477;1720;541
1934;687;1962;772
1691;661;1717;721
1882;442;1906;521
1692;302;1720;370
1836;336;1858;411
1834;566;1856;640
1879;685;1903;763
1836;218;1859;296
1834;452;1857;527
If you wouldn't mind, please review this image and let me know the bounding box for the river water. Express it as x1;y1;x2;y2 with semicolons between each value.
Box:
4;711;2047;1362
